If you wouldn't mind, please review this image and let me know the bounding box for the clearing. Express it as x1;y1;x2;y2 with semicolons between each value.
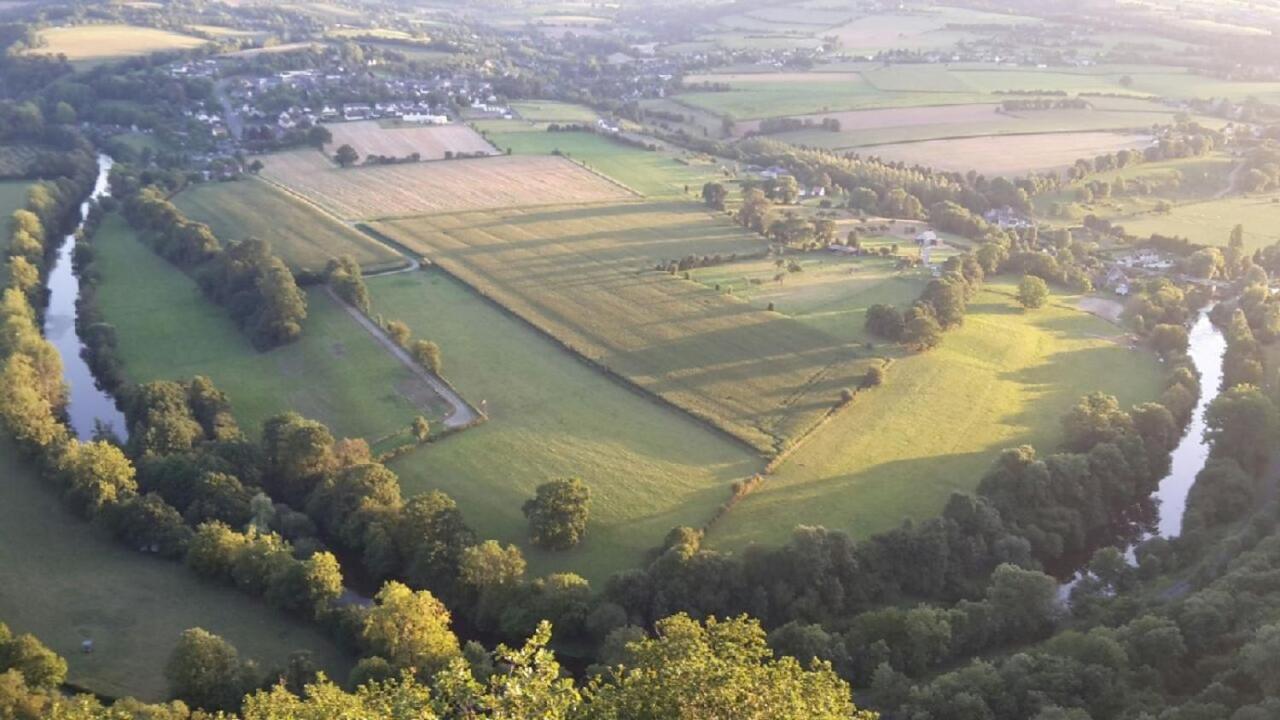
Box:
707;280;1164;551
259;150;633;220
323;120;498;161
368;270;760;584
371;201;883;455
174;177;405;272
0;436;349;701
28;24;207;67
865;132;1153;177
93;213;454;440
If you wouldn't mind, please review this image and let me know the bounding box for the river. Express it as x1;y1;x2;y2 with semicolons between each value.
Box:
40;153;129;441
1059;309;1226;596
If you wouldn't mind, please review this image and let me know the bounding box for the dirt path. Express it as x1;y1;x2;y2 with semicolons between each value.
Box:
327;287;479;429
1216;159;1245;200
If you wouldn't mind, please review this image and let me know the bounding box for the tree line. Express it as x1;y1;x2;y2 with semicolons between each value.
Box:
111;167;307;350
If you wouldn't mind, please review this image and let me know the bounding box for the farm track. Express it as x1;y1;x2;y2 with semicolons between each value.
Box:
326;286;479;429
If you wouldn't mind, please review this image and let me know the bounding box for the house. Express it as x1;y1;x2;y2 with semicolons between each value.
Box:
403;113;449;125
760;165;788;179
915;230;938;245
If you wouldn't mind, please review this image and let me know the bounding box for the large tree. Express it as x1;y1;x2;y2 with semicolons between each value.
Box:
362;581;461;676
523;478;591;551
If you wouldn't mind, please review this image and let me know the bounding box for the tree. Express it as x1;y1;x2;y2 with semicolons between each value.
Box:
1149;323;1189;358
865;304;905;341
1061;392;1133;453
1186;247;1225;279
1204;384;1278;474
165;628;257;713
772;175;800;204
459;540;526;590
738;189;771;234
523;478;591;550
55;440;138;516
1017;275;1049;309
334;144;360;167
701;182;727;210
386;320;411;348
901;305;943;351
362;581;461;676
584;614;872;720
411;416;430;442
324;255;370;314
307;125;332;148
0;631;66;690
410;340;442;374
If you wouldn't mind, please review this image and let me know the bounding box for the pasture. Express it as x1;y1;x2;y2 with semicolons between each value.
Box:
368;271;760;583
92;213;453;439
174;178;405;272
866;132;1152;177
510;100;599;123
828;7;1039;53
28;25;207;67
0;435;349;701
371;201;882;455
324;120;497;161
1109;194;1280;252
480;125;724;198
259;150;633;220
708;280;1164;551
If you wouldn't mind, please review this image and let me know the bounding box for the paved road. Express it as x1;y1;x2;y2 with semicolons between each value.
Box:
327;287;479;428
213;79;243;141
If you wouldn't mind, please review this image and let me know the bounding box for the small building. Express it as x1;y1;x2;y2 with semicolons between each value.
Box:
403;113;449;125
915;230;938;245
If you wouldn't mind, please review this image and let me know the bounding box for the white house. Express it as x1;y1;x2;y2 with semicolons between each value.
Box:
403;113;449;125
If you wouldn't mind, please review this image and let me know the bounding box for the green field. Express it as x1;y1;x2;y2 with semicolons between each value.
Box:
368;271;760;583
372;201;882;455
1031;155;1234;222
509;100;600;123
93;213;451;440
0;180;31;232
174;178;406;272
29;24;208;67
479;125;724;198
1108;194;1280;251
707;281;1165;551
0;436;349;701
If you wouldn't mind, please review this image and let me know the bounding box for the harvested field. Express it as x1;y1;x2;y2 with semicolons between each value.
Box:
372;202;882;455
734;103;1008;137
174;177;405;272
28;24;207;66
324;120;497;161
866;131;1152;177
259;150;634;220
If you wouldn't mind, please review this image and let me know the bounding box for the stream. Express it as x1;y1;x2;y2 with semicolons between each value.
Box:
40;153;128;441
1059;309;1226;596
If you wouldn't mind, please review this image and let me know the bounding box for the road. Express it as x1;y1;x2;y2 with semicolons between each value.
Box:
213;79;243;141
326;286;479;429
1215;158;1245;200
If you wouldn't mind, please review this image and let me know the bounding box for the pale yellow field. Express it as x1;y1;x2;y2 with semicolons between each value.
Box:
325;121;497;160
30;25;207;65
260;150;634;220
734;103;1008;137
865;132;1152;177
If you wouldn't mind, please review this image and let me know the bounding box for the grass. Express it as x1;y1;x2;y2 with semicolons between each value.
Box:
173;178;406;272
1031;155;1234;222
864;131;1152;177
371;201;883;455
707;280;1165;551
510;101;600;123
479;126;724;198
368;270;760;584
93;213;452;440
1108;194;1280;252
0;180;32;230
28;25;207;67
0;435;349;701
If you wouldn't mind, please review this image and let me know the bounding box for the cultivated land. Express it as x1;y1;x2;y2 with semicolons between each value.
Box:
174;177;405;272
28;24;207;66
260;150;633;219
93;213;453;439
480;125;725;198
324;120;498;161
1109;194;1280;252
0;435;350;701
866;132;1153;177
372;201;882;455
369;270;760;583
708;280;1165;551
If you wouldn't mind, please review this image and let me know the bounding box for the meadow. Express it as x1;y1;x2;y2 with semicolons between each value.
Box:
1109;194;1280;252
0;435;349;701
93;213;452;440
325;121;497;161
371;201;882;455
260;150;633;220
478;124;725;198
708;280;1164;551
174;178;406;272
0;180;31;230
368;271;760;583
1031;155;1234;222
865;131;1152;177
29;24;207;67
510;101;600;123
